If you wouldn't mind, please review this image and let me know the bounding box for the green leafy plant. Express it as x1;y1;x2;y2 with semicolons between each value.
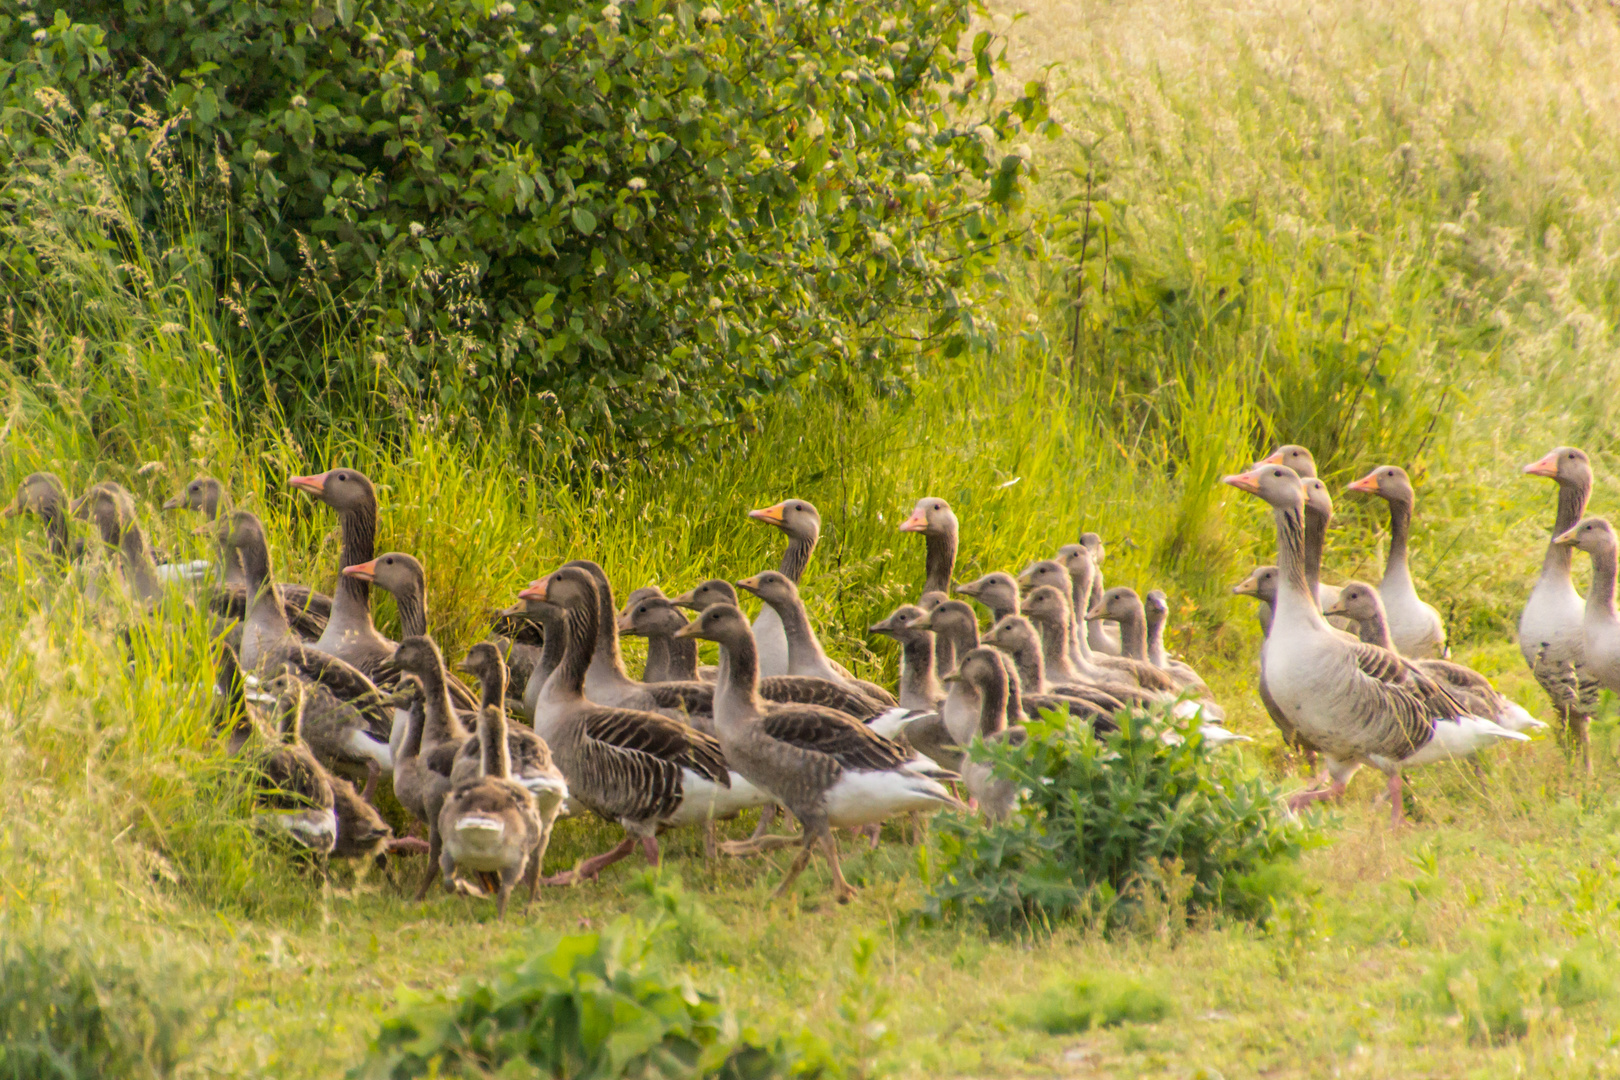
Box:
3;0;1053;454
921;705;1320;935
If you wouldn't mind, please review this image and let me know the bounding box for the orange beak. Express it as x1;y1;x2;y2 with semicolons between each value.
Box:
1221;472;1261;494
343;559;378;582
1523;452;1560;479
748;502;787;525
1346;471;1380;494
517;578;549;602
735;575;762;592
1252;449;1286;470
898;511;928;533
289;470;330;496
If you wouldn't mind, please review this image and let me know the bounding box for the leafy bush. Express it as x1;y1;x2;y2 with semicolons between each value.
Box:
2;0;1051;453
1017;975;1171;1035
920;706;1318;935
352;907;807;1080
0;931;196;1079
1424;930;1611;1044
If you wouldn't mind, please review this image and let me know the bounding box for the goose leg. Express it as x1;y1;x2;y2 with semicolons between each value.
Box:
1286;778;1346;813
1386;772;1406;827
361;759;381;803
544;835;637;885
750;804;780;840
703;819;718;860
722;834;800;857
771;837;818;899
415;826;443;901
820;833;857;904
640;835;661;866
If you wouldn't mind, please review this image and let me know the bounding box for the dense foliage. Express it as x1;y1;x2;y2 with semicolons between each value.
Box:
922;707;1317;935
353;911;806;1080
0;0;1051;452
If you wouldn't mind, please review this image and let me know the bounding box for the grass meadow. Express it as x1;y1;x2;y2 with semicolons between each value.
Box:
6;0;1620;1074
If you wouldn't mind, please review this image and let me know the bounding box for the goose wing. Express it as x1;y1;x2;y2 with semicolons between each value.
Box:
760;705;913;771
759;675;881;717
644;680;715;716
1345;641;1466;757
572;708;727;823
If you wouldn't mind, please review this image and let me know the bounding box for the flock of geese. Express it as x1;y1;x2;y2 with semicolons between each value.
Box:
0;441;1610;911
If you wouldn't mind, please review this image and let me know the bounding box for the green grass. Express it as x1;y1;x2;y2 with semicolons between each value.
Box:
7;0;1620;1073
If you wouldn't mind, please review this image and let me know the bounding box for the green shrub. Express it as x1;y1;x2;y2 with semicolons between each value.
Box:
2;0;1051;453
351;913;806;1080
0;931;195;1079
920;706;1319;935
1017;975;1171;1035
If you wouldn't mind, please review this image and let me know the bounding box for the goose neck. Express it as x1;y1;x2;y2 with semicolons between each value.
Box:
714;635;766;726
665;632;699;681
1145;611;1168;669
330;504;377;628
899;634;943;707
978;672;1009;737
778;534;816;583
770;594;828;668
555;599;596;701
1384;496;1413;579
479;709;510;779
417;664;466;745
1303;505;1328;596
120;527;164;601
1543;479;1591;581
924;530;956;594
1586;541;1620;627
394;588;428;640
1271;502;1328;632
1115;609;1149;662
1357;608;1396;651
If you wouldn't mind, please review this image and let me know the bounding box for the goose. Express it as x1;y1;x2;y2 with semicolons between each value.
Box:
168;476;331;638
520;567;770;882
868;605;945;711
1042;551;1178;692
672;578;741;612
619;592;710;684
288;467;399;679
70;482;211;601
5;472;83;562
437;705;546;917
1520;447;1597;760
979;615;1130;716
1230;565;1320;764
1224;463;1526;823
246;677;338;859
1076;532;1122;655
1083;587;1226;720
1015;585;1170;709
453;642;571;815
914;590;956;671
735;571;899;707
1346;465;1448;659
1254;446;1349;617
1325;582;1545;734
955;572;1021;624
746;499;822;678
328;769;398;868
942;647;1026;823
1140;589;1213;694
675;603;962;902
1552;518;1620;700
385;635;473;899
898;497;958;596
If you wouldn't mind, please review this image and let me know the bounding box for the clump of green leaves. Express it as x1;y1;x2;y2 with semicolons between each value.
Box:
921;706;1318;935
1017;975;1172;1034
1424;930;1611;1044
3;0;1052;454
0;930;196;1079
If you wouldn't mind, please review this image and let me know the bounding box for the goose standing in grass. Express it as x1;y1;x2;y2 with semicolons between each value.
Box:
676;604;962;903
1552;518;1620;702
1224;463;1526;823
5;472;83;563
735;571;898;707
1346;465;1448;659
898;497;958;597
867;605;959;769
942;647;1027;823
437;704;546;918
1014;584;1167;709
1325;582;1545;734
520;567;769;883
168;475;331;638
388;636;473;899
1084;587;1225;719
1520;446;1598;762
289;467;400;679
1231;565;1320;766
746;499;821;678
71;482;211;600
247;678;338;861
1076;532;1122;655
1254;445;1344;617
222;511;396;774
620;592;712;684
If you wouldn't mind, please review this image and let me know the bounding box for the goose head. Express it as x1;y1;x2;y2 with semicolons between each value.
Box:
1322;580;1382;623
162;474;226;516
620;585;666;617
869;603;929;640
913;599;978;637
735;570;797;608
1553;517;1617;557
343;551;425;597
5;472;69;521
454;641;506;682
1523;446;1591;488
941;646;1009;703
672;578;739;612
898;496;956;536
956;572;1019;614
1232;565;1279;604
1144;589;1170;619
916;590;949;612
1254;444;1318;479
390;635;448;680
1222;461;1307;514
1346;464;1414;506
1079;532;1106;564
221;510;274;583
618;594;690;638
288;466;375;512
1232;565;1278;602
519;564;598;615
1302;478;1334;521
674;602;752;650
1017;559;1071;595
982;614;1039;655
70;482;138;544
1019;585;1073;628
1085;586;1142;623
747;498;821;543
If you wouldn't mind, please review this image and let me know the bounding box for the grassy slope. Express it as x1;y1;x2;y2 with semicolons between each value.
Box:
7;0;1620;1074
